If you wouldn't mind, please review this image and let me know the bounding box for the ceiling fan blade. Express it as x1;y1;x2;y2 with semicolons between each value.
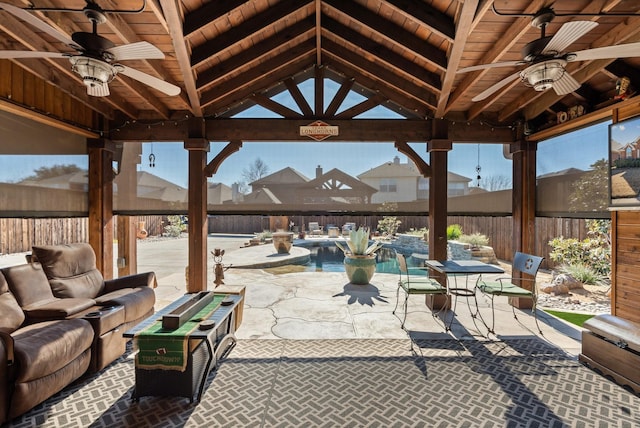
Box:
457;61;522;73
118;65;181;96
553;72;581;95
87;83;110;97
0;51;65;59
571;42;640;61
0;2;75;47
106;42;165;61
471;72;520;102
542;21;598;54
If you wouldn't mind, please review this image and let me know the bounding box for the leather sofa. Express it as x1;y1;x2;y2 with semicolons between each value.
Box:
0;243;157;424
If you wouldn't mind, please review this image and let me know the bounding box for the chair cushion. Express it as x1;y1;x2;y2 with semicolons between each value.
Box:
95;286;155;323
2;264;54;308
0;271;25;333
12;318;93;382
400;279;446;294
478;281;533;297
22;298;96;320
33;243;105;299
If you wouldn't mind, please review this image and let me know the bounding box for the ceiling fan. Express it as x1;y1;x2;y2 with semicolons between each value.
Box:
457;7;640;102
0;1;180;97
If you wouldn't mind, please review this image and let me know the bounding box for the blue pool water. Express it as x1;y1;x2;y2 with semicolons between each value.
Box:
300;245;425;274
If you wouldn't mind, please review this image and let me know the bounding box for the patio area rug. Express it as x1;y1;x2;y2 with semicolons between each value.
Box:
9;338;640;427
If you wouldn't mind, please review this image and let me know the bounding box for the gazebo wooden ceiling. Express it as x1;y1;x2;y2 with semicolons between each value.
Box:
1;0;639;139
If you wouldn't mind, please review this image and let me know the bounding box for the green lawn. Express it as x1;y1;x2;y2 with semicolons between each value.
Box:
544;309;594;327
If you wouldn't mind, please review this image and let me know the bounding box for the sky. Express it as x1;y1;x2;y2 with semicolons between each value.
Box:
0;79;613;189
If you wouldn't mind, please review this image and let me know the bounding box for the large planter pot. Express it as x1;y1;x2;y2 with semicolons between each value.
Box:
272;231;294;254
344;254;377;285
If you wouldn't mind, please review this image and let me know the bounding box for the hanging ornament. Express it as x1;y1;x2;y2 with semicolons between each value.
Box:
149;143;156;168
475;144;482;187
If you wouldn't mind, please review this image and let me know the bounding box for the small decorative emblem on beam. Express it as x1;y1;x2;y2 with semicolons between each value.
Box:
300;120;339;141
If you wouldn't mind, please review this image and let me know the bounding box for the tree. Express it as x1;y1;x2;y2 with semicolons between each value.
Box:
23;164;83;181
568;158;608;212
480;174;512;191
242;158;270;183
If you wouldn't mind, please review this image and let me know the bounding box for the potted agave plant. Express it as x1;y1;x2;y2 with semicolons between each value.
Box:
335;226;383;285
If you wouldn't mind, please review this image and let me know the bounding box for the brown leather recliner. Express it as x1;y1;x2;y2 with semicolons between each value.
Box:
0;270;93;424
32;243;157;331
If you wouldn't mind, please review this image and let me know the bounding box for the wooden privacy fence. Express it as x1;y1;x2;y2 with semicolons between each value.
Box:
1;215;589;270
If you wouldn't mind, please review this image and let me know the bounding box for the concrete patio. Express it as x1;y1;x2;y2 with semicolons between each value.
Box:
4;235;640;427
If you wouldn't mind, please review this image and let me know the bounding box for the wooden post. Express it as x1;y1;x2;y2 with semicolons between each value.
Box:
185;118;210;293
510;139;537;308
87;138;115;279
426;120;452;309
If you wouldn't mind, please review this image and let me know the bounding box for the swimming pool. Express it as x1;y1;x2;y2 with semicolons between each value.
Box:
300;245;426;274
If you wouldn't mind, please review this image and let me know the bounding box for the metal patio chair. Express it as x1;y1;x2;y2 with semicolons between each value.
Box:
393;253;448;329
476;251;544;335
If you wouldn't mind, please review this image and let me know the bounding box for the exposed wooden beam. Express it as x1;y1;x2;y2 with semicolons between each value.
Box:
183;0;246;38
284;77;314;116
323;17;441;93
145;0;170;33
335;95;385;119
205;140;243;177
0;9;136;118
324;76;354;117
323;0;447;71
444;0;551;114
498;1;635;121
515;18;640;121
200;41;315;108
435;0;479;118
384;0;455;41
395;141;431;176
159;0;201;116
191;0;312;68
315;0;322;65
314;65;324;115
324;59;432;119
0;97;99;138
196;19;315;91
251;93;304;118
322;39;438;110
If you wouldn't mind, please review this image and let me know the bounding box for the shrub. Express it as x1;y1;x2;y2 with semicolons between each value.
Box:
558;263;608;286
447;224;463;240
164;215;186;237
458;232;489;248
377;216;401;236
548;219;611;277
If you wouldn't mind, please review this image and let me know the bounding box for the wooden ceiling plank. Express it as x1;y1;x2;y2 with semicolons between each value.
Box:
323;17;441;92
284;77;314;116
159;0;201;116
323;0;447;71
324;76;354;117
101;11;189;114
435;0;479;118
251;93;304;118
184;0;246;38
0;11;135;118
384;0;455;41
146;0;171;33
509;16;640;122
196;18;315;90
444;0;551;113
322;38;437;110
190;0;312;67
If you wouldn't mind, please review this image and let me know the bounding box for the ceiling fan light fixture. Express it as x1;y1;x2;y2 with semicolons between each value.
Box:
520;60;566;92
69;56;116;96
